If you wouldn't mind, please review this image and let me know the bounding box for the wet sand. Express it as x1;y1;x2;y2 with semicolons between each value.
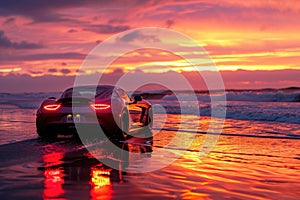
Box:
0;108;300;199
1;132;300;199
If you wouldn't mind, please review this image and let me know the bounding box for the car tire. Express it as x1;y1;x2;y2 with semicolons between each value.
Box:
146;108;153;130
143;108;153;138
118;110;129;141
36;124;57;140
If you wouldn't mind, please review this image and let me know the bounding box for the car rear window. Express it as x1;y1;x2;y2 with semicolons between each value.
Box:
61;86;113;99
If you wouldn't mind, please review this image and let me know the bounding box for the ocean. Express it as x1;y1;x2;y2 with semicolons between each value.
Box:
0;88;300;199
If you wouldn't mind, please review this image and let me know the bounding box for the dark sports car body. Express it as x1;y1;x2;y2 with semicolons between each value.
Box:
36;85;152;140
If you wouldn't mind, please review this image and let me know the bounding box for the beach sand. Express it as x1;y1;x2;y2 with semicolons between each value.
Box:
0;116;300;199
0;108;300;199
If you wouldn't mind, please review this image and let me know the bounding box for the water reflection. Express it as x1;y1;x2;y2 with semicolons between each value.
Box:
40;135;153;199
90;167;113;200
43;168;65;198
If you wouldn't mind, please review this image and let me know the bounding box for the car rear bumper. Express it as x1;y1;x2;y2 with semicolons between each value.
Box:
44;123;103;135
36;112;120;136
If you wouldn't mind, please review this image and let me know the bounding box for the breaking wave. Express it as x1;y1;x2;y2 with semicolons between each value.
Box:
0;88;299;124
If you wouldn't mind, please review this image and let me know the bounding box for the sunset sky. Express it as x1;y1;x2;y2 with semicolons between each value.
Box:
0;0;300;92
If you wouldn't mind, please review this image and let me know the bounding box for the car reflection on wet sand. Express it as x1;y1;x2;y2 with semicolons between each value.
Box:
38;132;153;200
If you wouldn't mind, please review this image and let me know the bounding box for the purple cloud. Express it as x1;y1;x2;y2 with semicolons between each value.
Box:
60;68;71;74
0;0;86;23
48;68;58;73
0;52;86;62
67;29;78;33
165;19;174;28
118;30;160;43
3;17;15;25
83;24;130;34
0;30;43;49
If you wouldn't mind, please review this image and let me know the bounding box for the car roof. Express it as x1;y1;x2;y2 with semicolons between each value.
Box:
64;85;116;91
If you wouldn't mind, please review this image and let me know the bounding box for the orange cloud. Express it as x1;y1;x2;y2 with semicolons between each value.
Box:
0;0;299;90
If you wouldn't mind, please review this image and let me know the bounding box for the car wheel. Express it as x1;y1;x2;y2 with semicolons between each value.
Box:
118;111;129;141
142;108;153;138
146;108;153;130
37;128;46;138
36;125;57;140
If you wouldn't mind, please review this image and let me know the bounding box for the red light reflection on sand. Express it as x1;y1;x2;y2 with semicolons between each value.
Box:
90;167;113;200
43;168;65;198
43;152;64;166
42;152;65;199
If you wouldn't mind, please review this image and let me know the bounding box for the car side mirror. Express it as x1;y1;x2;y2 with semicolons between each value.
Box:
133;95;143;102
48;97;56;100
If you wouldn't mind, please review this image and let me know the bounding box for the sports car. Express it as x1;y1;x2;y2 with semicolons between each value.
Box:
36;85;152;140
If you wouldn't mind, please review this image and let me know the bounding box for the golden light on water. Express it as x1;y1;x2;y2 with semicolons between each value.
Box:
90;168;112;189
90;167;113;200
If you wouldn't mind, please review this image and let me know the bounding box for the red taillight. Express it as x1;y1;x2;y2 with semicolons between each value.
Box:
91;103;110;110
43;104;61;111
